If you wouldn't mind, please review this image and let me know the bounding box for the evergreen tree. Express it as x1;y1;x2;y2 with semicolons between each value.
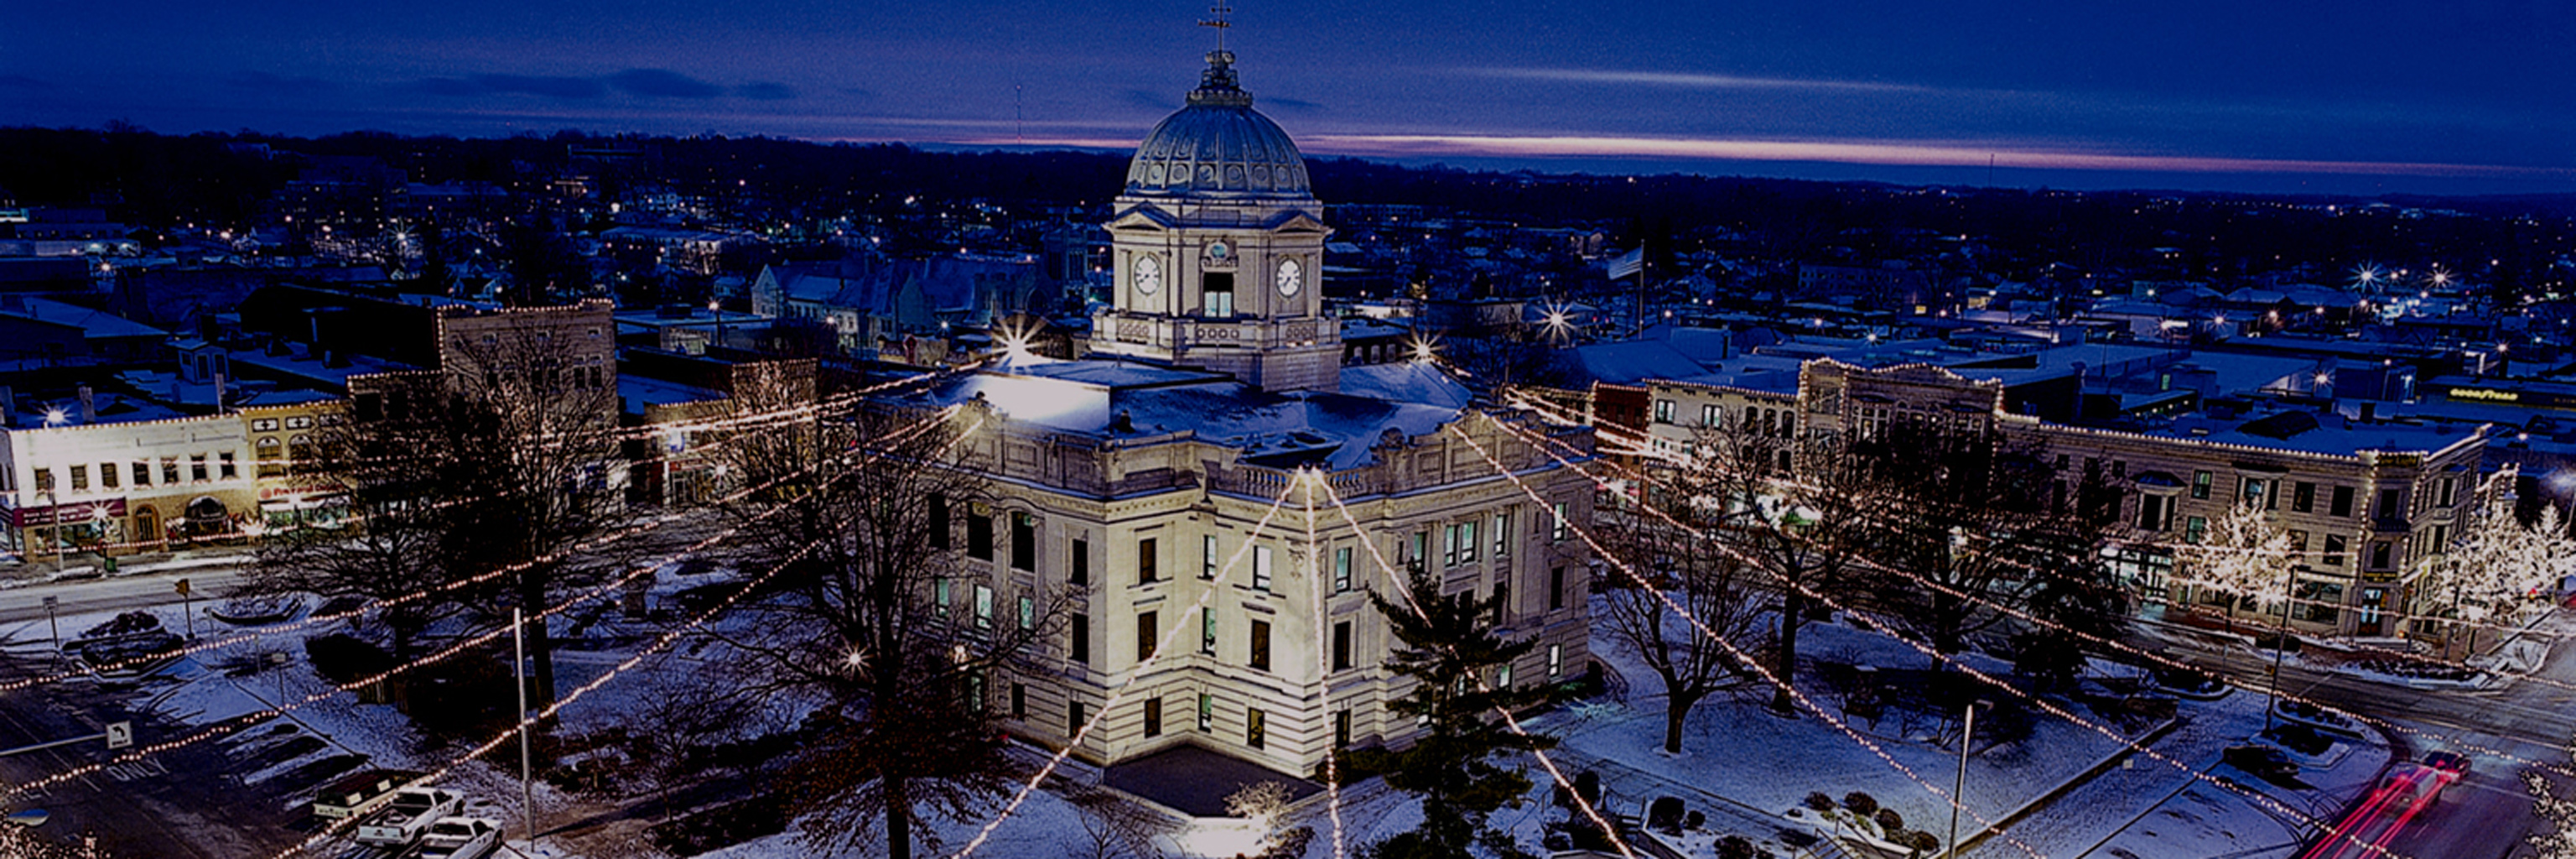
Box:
1357;565;1566;859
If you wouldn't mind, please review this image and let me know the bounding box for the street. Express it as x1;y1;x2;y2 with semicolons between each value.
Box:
0;565;247;627
2169;612;2576;859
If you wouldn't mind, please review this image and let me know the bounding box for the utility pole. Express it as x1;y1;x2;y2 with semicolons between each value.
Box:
514;608;538;854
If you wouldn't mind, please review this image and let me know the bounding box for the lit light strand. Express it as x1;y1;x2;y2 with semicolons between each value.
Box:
1465;412;2418;859
0;405;958;694
1301;473;1348;859
948;472;1301;859
272;405;989;857
1313;471;1644;859
1437;418;2040;859
5;409;970;800
1484;414;2576;783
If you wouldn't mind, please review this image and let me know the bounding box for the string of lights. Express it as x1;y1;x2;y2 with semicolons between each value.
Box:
947;472;1301;859
1301;476;1348;859
0;404;961;695
1461;412;2418;859
271;537;828;859
1434;420;2041;859
271;408;994;857
1498;391;2576;679
1310;469;1643;859
4;407;977;804
1482;414;2576;783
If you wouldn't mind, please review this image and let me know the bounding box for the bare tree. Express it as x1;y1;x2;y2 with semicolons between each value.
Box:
714;394;1071;859
1596;432;1768;753
245;401;464;661
1846;421;2101;661
366;318;630;709
1697;420;1881;716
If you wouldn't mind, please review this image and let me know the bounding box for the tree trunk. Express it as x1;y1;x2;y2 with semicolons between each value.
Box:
1934;590;1962;658
1663;693;1696;754
1773;590;1808;715
886;776;913;859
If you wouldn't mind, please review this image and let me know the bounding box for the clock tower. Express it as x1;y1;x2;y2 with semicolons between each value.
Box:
1093;49;1340;393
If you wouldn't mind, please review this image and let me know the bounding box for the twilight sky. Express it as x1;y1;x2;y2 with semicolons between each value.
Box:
8;0;2573;195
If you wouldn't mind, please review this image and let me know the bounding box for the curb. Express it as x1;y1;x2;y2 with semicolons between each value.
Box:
1954;714;2186;856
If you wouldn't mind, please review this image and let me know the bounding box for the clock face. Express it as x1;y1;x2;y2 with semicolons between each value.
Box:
1275;258;1303;296
1133;254;1161;294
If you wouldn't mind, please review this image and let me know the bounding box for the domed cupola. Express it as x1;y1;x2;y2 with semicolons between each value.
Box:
1124;51;1312;200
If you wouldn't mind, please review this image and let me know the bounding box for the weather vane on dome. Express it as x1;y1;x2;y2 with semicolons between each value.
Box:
1198;3;1233;54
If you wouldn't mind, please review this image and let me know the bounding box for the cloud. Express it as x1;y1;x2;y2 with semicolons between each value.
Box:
610;69;724;99
410;70;792;102
228;71;338;94
1296;132;2576;180
1472;67;1928;94
416;74;608;99
1124;89;1176;112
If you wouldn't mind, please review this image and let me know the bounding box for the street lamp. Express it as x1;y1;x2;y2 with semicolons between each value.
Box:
1946;699;1993;859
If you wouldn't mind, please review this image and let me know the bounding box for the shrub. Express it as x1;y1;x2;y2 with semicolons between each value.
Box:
304;634;394;685
1874;807;1904;833
1841;791;1878;816
1906;830;1942;852
1804;792;1835;812
1717;835;1757;859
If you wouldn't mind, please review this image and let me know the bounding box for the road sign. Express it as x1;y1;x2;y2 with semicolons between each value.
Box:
103;722;131;750
39;596;56;609
173;578;190;597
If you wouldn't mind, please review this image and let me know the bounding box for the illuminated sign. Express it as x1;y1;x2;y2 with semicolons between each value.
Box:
2450;388;2521;403
11;498;127;528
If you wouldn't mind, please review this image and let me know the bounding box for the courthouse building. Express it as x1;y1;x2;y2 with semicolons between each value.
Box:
881;49;1597;777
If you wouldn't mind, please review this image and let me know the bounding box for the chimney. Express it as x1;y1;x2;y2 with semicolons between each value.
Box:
214;372;228;412
77;384;95;424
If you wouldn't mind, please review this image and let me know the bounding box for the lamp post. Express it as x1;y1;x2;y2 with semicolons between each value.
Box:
2263;572;2293;734
1946;700;1992;859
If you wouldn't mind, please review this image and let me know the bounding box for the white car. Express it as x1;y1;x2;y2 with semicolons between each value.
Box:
352;787;464;846
419;816;502;859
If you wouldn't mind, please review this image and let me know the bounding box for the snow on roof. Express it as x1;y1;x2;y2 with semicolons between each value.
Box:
1340;362;1472;409
1568;338;1712;386
0;297;167;341
228;344;415;391
899;358;1466;470
619;375;725;416
2144;409;2483;457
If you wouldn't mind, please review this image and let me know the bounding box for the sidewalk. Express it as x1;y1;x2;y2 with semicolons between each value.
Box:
0;545;251;587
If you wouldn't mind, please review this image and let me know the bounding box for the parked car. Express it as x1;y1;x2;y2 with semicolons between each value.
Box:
418;816;502;859
2222;744;2298;781
311;768;427;820
353;787;464;846
2272;700;2364;738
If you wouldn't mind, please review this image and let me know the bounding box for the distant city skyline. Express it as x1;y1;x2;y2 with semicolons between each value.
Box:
8;0;2572;196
